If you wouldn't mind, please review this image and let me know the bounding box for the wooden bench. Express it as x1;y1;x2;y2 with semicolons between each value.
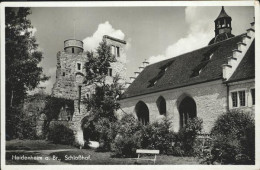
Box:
134;149;160;164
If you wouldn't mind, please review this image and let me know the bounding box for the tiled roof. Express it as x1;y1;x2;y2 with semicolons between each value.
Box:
227;40;255;82
123;34;254;99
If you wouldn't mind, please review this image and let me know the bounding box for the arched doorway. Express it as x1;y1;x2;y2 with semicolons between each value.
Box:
81;116;99;142
178;96;197;129
135;101;149;125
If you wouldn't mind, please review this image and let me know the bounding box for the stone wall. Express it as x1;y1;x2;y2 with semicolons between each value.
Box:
119;80;228;133
105;37;127;84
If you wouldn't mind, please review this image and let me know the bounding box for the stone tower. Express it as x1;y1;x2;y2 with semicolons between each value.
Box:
52;36;127;145
209;6;235;45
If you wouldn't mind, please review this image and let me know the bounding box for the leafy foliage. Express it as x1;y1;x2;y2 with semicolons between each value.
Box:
6;105;38;140
5;7;49;139
209;111;255;164
5;7;49;107
177;117;203;156
42;96;74;137
84;40;116;85
81;40;124;149
112;114;142;157
140;118;176;155
47;123;75;145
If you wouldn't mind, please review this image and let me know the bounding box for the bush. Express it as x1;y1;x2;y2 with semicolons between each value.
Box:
94;117;118;151
210;111;255;164
140;118;176;155
177;117;203;156
112;114;142;157
47;123;75;145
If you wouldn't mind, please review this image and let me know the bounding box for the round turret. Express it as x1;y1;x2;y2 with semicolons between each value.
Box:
64;39;83;54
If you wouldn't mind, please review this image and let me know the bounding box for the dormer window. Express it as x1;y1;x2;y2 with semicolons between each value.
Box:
147;60;174;88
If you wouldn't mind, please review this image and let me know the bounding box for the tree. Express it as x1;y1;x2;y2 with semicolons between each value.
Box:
82;40;125;150
5;7;48;108
5;7;49;139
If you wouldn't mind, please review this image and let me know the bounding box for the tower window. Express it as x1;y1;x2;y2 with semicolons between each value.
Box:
72;48;74;53
116;46;120;57
77;63;82;71
63;72;65;76
251;89;255;105
111;45;115;55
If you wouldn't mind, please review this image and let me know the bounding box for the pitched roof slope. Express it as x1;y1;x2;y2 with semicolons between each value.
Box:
123;34;249;98
227;40;255;82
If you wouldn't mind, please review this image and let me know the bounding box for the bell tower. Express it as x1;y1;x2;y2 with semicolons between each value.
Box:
214;6;232;36
209;6;235;45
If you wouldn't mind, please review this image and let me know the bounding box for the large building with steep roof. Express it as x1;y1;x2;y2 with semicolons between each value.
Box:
119;7;255;133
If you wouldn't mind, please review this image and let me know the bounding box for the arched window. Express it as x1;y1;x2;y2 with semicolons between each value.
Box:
156;96;166;116
135;101;149;125
178;96;197;129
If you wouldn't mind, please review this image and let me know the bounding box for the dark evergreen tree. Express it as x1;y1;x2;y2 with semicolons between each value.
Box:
5;7;49;139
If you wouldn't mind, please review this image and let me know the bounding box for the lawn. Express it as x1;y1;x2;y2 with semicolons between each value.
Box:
6;139;77;150
6;140;202;165
50;149;201;165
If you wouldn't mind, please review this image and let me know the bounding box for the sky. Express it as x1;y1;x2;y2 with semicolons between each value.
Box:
26;6;254;94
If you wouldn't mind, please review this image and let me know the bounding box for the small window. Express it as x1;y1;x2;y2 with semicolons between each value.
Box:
72;48;74;53
77;63;81;71
239;91;246;106
63;72;65;76
116;46;120;57
251;89;255;105
231;92;238;107
107;68;112;76
111;45;115;55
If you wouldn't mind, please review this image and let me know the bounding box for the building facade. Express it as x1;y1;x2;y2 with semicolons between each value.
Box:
119;7;255;133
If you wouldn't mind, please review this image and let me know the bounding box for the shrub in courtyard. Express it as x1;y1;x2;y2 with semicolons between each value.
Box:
177;117;203;156
112;114;142;157
94;117;119;152
209;111;255;164
140;118;177;155
48;123;75;145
